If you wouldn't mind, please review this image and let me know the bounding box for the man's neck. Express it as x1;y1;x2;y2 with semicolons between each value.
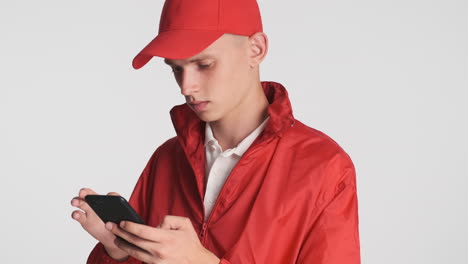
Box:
210;82;269;151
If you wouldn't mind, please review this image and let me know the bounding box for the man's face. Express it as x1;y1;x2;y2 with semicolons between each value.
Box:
164;34;253;123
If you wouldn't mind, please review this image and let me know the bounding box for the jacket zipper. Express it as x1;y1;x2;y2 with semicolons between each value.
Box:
200;222;208;240
198;138;273;246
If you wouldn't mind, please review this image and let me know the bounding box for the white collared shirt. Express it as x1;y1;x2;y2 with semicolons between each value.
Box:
204;117;270;219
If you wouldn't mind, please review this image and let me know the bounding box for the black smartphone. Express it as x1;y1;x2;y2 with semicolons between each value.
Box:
85;195;145;225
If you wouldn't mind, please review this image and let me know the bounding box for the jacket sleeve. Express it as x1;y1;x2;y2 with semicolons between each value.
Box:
87;147;162;264
296;153;361;264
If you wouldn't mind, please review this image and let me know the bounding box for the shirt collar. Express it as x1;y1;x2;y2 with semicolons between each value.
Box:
204;116;270;157
204;122;219;151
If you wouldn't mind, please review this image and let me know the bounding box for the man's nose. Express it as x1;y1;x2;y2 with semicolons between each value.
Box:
180;71;199;96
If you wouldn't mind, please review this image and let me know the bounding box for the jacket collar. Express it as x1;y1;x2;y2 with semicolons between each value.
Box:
169;81;295;204
170;81;295;147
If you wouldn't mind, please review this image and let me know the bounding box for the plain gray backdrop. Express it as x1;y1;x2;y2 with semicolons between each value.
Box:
1;0;467;263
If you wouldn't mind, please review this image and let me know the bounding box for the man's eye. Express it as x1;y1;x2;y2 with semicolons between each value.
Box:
199;63;212;69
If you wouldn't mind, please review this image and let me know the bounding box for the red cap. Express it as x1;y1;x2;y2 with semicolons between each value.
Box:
132;0;263;69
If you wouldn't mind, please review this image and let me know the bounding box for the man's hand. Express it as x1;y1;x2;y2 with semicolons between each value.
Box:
106;215;220;264
70;188;129;261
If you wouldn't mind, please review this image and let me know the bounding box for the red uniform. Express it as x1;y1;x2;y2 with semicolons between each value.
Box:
88;81;361;264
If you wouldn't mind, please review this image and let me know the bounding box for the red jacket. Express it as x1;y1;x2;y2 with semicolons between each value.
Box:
88;81;361;264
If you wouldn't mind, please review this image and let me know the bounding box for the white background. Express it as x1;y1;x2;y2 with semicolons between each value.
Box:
1;0;467;263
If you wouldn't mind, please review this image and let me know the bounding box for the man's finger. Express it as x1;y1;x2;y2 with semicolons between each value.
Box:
113;236;156;263
71;210;87;225
70;196;81;207
107;192;121;196
119;221;171;242
106;222;158;255
78;188;97;199
71;197;94;213
159;215;193;230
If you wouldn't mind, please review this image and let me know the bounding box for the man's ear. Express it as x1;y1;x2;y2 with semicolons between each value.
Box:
248;32;268;68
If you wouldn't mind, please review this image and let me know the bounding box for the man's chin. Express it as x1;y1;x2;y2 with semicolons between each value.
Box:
193;111;219;123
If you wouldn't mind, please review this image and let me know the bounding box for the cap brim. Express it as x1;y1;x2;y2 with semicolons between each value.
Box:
132;30;225;70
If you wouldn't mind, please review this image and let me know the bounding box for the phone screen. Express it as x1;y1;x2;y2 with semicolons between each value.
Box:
85;195;145;225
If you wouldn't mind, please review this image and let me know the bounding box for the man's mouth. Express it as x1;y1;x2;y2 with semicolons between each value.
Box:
189;101;210;112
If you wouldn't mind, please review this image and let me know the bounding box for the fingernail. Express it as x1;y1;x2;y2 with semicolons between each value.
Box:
120;221;126;228
105;222;113;231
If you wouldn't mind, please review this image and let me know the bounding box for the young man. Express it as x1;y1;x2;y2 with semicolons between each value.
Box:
71;0;361;263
